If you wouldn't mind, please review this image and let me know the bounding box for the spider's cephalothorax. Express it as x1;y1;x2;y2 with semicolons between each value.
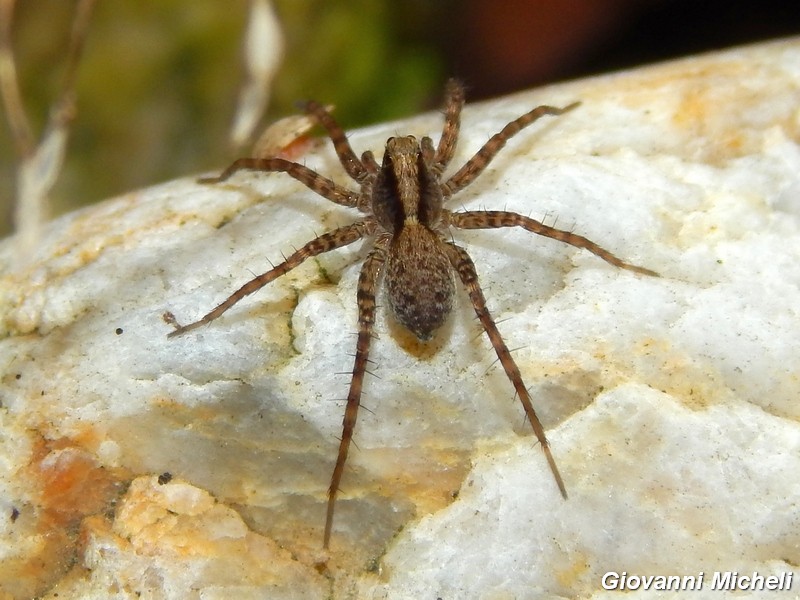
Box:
168;80;657;548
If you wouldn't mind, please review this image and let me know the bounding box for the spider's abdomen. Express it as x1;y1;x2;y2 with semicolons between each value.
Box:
385;223;454;341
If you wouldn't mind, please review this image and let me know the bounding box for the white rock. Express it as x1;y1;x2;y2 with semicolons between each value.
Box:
1;38;799;599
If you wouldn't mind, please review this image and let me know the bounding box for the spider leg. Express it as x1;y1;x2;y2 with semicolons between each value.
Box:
432;78;466;174
302;100;371;182
324;240;387;548
447;210;658;276
442;102;580;197
445;242;568;499
168;221;372;337
199;157;359;209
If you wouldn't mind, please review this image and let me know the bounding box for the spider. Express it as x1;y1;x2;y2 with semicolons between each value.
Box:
168;79;657;548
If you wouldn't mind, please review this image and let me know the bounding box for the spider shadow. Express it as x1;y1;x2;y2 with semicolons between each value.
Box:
383;302;456;361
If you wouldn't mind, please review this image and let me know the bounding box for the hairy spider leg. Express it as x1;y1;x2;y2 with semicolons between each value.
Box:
432;79;466;173
302;100;373;182
324;240;388;548
445;242;568;499
442;102;581;197
448;211;659;276
167;222;371;337
198;157;359;209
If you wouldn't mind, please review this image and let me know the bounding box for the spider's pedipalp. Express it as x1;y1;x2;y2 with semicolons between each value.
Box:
448;209;659;276
167;221;372;337
324;241;387;548
361;150;379;172
421;136;436;164
445;242;567;499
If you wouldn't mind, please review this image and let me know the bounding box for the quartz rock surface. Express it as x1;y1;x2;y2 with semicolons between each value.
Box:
1;38;799;599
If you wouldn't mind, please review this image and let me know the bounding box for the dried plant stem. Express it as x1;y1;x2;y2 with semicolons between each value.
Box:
0;0;96;256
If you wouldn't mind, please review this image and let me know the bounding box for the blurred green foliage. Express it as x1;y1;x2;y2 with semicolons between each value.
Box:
0;0;448;238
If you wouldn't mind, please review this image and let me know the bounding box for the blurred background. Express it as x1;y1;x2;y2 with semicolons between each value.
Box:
1;0;799;238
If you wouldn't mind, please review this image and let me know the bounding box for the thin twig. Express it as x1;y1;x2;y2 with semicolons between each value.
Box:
1;0;96;255
0;0;34;156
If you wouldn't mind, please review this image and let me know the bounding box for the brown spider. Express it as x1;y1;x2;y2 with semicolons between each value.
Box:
168;80;657;548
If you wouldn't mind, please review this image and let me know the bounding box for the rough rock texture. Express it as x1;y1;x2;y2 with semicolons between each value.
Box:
1;38;799;599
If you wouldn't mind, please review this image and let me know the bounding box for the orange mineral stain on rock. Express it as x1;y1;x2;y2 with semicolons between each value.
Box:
0;440;129;599
35;445;125;528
